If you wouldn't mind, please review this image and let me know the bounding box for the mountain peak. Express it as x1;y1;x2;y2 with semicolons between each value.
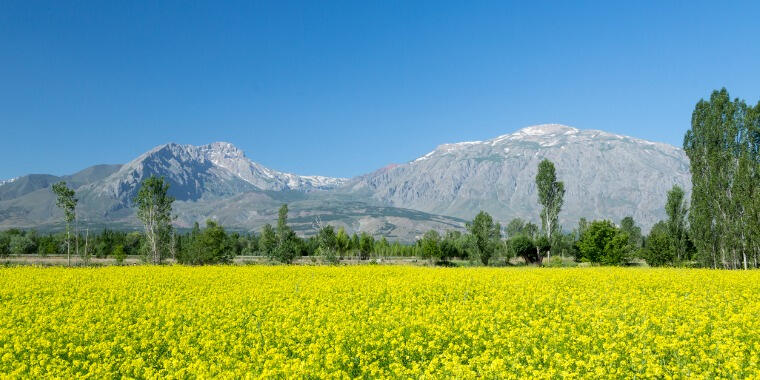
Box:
516;124;579;135
200;142;246;159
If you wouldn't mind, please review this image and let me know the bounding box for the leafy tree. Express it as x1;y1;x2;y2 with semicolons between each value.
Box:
505;218;526;238
259;224;276;257
440;231;472;260
576;220;630;265
359;232;374;260
113;244;126;264
642;221;674;266
134;176;175;264
665;185;689;263
535;159;565;257
37;235;60;256
420;230;443;262
9;234;35;255
273;204;298;263
0;233;9;258
467;211;501;265
602;232;631;266
510;235;536;264
619;216;642;249
523;222;539;239
534;235;551;265
336;227;350;259
179;220;234;265
52;181;77;265
684;88;760;269
316;225;339;264
317;225;338;251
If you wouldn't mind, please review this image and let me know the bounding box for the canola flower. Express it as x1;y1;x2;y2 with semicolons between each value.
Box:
0;266;759;379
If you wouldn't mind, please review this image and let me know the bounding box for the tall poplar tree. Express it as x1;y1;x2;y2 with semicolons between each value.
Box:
535;159;565;257
684;89;760;269
665;185;688;263
52;181;77;266
134;176;175;264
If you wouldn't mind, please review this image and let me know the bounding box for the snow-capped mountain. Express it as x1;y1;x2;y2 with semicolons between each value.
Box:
346;124;691;229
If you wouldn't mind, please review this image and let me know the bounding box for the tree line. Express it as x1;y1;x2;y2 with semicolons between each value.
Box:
2;88;756;268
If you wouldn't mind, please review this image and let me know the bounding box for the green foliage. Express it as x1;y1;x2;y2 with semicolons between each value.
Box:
317;226;338;252
643;221;674;266
535;159;565;255
665;185;689;262
420;230;442;262
684;88;760;269
51;181;77;264
259;224;276;257
9;234;36;255
113;245;126;264
619;216;642;249
535;235;550;265
271;204;298;263
178;220;234;265
440;231;474;260
359;232;374;260
467;211;501;265
134;176;175;264
505;218;526;238
576;220;630;265
510;235;536;264
335;227;350;258
0;233;10;257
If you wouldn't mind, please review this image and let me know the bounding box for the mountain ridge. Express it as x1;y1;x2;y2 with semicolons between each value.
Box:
0;124;691;238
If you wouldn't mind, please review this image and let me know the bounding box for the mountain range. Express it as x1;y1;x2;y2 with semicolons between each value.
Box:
0;124;691;241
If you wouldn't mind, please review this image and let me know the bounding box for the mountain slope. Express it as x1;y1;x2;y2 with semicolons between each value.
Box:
344;124;690;229
0;127;692;236
0;142;457;240
0;165;122;202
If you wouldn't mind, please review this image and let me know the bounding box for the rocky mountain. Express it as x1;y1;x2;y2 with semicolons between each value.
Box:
344;124;691;229
0;125;692;238
86;142;347;204
0;142;461;241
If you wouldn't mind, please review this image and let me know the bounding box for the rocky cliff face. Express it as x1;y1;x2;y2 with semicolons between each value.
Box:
87;142;348;203
345;124;691;229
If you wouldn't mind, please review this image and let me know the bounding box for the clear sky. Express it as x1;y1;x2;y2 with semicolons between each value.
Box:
1;1;759;179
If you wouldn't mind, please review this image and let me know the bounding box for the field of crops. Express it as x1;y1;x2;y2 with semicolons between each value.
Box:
1;266;759;378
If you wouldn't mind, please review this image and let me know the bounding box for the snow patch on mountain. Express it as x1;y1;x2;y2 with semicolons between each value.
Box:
351;124;691;230
0;178;17;186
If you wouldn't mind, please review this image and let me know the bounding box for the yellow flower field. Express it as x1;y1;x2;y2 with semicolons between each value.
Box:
1;266;759;378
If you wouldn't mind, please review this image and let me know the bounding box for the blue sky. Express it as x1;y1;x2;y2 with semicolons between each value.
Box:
1;1;759;179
